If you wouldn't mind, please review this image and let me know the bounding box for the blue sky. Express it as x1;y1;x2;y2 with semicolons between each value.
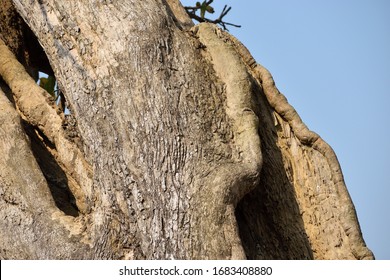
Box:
181;0;389;259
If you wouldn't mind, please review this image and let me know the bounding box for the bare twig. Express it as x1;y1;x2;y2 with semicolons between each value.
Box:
184;2;241;31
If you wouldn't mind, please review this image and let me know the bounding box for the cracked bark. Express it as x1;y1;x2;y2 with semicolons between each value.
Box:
0;0;373;259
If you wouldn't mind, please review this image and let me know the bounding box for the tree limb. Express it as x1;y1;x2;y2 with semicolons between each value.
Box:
184;2;241;30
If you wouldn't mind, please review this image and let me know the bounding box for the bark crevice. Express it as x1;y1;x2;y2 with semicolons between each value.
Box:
22;120;79;217
0;37;93;215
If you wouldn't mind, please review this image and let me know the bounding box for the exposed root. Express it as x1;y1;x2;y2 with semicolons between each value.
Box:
193;23;263;206
191;23;263;259
220;30;373;259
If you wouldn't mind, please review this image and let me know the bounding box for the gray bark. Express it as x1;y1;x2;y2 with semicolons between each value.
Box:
0;0;373;259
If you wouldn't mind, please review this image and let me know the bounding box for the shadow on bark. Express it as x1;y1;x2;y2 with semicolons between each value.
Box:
235;89;313;260
0;78;15;105
22;120;79;217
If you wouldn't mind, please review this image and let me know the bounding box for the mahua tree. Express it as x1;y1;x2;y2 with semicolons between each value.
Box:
0;0;373;259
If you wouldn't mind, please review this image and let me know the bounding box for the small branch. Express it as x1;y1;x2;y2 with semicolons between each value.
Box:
184;2;241;31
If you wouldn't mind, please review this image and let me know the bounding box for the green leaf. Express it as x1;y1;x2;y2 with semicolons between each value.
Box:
206;5;214;14
39;75;56;96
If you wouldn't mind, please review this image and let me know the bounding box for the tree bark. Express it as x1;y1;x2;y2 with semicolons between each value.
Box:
0;0;373;259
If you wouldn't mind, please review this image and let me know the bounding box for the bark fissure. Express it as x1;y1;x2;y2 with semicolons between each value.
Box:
22;119;79;217
0;38;93;215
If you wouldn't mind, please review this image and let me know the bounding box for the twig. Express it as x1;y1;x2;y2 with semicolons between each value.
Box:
184;2;241;31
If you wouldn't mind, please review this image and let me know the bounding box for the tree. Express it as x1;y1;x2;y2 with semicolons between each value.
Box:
0;0;373;259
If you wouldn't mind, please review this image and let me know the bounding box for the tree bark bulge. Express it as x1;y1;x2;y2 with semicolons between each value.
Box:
0;0;373;259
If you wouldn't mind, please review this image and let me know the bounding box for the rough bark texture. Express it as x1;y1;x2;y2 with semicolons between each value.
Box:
0;0;373;259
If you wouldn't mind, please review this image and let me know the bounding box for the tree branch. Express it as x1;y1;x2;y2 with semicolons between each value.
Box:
184;2;241;31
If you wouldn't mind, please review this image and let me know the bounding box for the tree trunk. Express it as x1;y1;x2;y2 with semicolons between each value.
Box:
0;0;373;260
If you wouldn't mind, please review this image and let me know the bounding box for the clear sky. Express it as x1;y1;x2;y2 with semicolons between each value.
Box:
181;0;390;260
